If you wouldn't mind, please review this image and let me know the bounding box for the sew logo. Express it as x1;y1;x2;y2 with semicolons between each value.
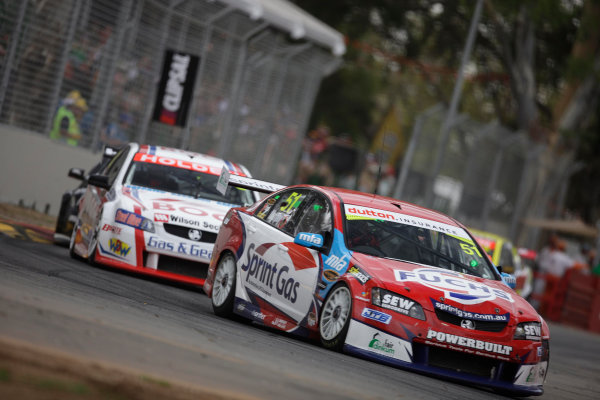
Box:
154;213;169;223
395;268;514;305
109;239;131;257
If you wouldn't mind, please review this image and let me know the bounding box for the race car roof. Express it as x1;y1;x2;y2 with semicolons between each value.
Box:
326;187;461;226
136;144;250;177
217;0;346;56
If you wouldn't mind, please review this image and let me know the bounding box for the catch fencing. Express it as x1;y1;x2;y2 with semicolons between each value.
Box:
0;0;342;184
394;104;577;249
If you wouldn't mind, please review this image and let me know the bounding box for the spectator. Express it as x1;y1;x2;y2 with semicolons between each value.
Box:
100;112;131;149
537;235;574;278
49;95;88;146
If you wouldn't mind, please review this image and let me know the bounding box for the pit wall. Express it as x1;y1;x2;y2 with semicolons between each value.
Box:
0;124;98;216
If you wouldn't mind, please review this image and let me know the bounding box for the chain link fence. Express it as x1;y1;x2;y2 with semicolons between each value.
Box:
394;104;576;249
0;0;342;184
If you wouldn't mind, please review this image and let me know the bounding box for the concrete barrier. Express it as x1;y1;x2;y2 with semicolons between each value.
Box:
0;125;99;216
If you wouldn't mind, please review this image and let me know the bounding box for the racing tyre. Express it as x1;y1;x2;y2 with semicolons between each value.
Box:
68;222;80;260
87;211;103;266
319;283;352;351
211;253;237;318
87;224;100;266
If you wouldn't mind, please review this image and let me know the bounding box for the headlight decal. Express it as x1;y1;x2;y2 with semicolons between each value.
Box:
372;288;425;320
513;322;542;341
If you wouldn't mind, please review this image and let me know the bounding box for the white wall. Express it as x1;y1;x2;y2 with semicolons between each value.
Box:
0;124;99;216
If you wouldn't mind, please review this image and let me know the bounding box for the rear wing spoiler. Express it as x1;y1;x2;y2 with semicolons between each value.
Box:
217;167;285;195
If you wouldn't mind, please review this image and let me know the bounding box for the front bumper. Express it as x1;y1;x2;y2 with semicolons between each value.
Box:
344;319;546;396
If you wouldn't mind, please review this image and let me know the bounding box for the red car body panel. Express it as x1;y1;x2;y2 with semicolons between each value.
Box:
204;185;549;396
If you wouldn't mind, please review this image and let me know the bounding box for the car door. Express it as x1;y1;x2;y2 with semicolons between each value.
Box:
237;189;332;324
78;147;130;249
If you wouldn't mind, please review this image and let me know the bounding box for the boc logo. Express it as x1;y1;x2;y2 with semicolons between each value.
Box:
394;268;514;305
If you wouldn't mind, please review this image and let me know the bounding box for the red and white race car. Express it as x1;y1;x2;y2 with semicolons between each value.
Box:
203;175;549;396
69;143;258;285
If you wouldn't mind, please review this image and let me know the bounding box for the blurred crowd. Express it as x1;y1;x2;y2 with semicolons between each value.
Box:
47;25;151;150
536;234;597;278
296;125;398;196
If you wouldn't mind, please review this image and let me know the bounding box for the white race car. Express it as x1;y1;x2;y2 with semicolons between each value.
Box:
69;143;258;285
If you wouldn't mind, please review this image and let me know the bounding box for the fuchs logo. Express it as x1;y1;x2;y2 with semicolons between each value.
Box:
395;268;514;305
362;308;392;324
368;333;395;355
154;213;169;223
109;239;131;257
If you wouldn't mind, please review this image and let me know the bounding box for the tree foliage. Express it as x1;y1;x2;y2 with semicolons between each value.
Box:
295;0;599;222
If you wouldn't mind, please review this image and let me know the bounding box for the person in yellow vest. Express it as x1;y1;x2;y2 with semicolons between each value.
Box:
50;96;88;146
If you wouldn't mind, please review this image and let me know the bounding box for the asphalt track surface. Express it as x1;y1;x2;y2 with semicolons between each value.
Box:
1;221;599;399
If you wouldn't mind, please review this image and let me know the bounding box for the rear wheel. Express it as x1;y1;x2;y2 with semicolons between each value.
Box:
319;283;352;351
211;253;237;317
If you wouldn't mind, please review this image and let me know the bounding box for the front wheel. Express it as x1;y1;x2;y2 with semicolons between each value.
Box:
211;253;237;317
68;221;81;260
319;283;352;351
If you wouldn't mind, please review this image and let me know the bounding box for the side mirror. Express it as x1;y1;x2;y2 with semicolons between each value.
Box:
68;168;85;180
500;270;517;289
88;174;111;190
294;232;324;250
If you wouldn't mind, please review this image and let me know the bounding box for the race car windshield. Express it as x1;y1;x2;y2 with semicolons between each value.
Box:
124;161;254;205
344;205;495;279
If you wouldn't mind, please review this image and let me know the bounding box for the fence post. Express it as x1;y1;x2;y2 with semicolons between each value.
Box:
454;121;498;220
283;67;323;185
509;141;544;243
0;0;29;115
89;0;134;151
217;24;269;159
480;131;521;230
424;0;482;208
179;6;234;150
42;0;82;137
393;104;443;200
137;2;179;145
253;43;310;176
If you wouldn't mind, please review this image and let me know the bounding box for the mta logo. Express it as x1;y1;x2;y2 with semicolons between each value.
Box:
297;233;323;246
109;239;131;257
325;253;349;271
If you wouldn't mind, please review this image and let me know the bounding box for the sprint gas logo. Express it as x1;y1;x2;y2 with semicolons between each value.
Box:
395;268;514;305
109;239;131;257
